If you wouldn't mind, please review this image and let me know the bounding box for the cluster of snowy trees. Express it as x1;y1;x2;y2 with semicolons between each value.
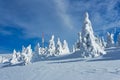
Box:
48;36;70;56
73;12;120;58
10;36;70;65
10;45;33;65
9;12;120;65
106;32;120;48
73;12;106;58
0;56;9;63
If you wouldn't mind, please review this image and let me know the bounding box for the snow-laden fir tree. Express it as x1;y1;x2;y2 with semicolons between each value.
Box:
10;49;19;64
101;37;106;48
22;45;33;65
22;45;26;53
106;32;114;48
32;43;41;62
77;32;82;49
0;56;2;63
0;56;9;64
72;45;75;52
76;40;80;50
74;42;79;51
55;38;63;56
74;32;82;51
48;35;56;56
95;36;105;49
21;45;26;57
62;40;70;54
80;12;106;58
16;51;21;62
39;47;48;59
116;33;120;47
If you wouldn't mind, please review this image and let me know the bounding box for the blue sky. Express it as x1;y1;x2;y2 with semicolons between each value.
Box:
0;0;120;53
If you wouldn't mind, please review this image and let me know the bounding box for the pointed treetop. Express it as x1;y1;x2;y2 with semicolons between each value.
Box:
107;32;110;35
13;49;16;54
85;12;89;19
51;35;54;40
57;38;62;45
84;12;91;24
27;44;31;49
37;43;40;47
22;45;25;49
63;40;66;43
78;32;81;36
58;38;60;42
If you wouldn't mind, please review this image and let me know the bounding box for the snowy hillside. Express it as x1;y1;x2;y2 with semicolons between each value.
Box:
0;48;120;80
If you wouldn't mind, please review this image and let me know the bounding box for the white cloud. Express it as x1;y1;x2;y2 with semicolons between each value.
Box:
53;0;74;29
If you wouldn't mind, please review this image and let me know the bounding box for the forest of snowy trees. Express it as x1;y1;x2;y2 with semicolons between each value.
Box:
1;12;120;65
9;35;70;65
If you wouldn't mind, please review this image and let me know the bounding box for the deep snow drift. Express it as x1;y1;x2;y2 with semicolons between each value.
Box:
0;47;120;80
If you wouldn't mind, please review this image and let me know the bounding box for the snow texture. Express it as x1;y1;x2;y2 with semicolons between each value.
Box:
0;47;120;80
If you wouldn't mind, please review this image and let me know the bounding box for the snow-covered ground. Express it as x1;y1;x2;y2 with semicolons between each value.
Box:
0;48;120;80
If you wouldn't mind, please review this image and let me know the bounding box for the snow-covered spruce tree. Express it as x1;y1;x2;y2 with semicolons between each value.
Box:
0;56;9;63
106;32;114;48
39;47;48;58
95;36;106;49
0;56;2;63
55;38;63;56
76;40;80;50
116;33;120;47
74;32;82;51
22;45;33;65
16;51;21;62
101;37;106;48
74;42;78;51
32;43;41;62
72;45;75;52
21;45;26;59
77;32;82;49
48;35;56;56
22;45;26;53
10;49;19;64
62;40;70;54
80;12;106;58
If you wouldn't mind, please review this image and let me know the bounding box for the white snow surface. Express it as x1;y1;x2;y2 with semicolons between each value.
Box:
0;47;120;80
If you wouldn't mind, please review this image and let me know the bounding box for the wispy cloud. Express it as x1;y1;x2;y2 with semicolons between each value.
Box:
66;0;120;31
53;0;74;29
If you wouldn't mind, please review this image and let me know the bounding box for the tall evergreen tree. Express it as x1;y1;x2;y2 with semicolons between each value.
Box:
55;38;63;55
80;12;106;57
116;33;120;47
48;35;56;56
62;40;70;54
22;45;33;65
32;43;41;62
10;49;18;64
106;32;114;48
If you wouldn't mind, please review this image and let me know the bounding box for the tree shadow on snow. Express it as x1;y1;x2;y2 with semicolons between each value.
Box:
46;51;83;61
88;50;120;62
0;62;24;69
48;58;85;64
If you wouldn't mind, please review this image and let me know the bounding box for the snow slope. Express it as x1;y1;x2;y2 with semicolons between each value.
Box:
0;48;120;80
